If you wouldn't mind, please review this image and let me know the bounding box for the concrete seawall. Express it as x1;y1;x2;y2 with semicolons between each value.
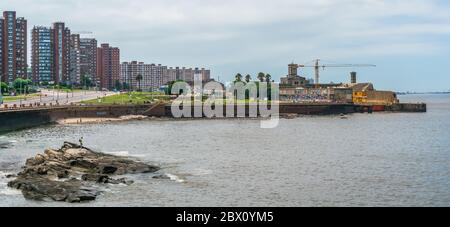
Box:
0;105;165;134
162;103;357;117
0;102;426;134
387;103;427;112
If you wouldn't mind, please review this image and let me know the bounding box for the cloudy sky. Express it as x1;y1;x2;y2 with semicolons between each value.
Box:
2;0;450;91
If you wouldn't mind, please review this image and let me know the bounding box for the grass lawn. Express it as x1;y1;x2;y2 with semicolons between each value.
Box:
81;92;170;105
174;98;273;105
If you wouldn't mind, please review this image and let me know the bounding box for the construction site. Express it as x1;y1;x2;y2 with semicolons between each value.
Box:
279;60;411;111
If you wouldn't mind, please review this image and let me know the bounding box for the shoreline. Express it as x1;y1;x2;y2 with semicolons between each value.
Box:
56;113;350;126
57;115;149;125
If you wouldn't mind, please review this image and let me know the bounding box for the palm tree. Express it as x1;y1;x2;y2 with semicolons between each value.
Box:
245;74;252;83
136;74;143;91
235;73;243;82
257;72;265;82
265;74;272;83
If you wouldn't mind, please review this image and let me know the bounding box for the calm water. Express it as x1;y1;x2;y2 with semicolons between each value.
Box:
0;94;449;207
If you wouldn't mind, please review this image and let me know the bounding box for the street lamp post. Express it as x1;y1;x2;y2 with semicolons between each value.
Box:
84;76;88;95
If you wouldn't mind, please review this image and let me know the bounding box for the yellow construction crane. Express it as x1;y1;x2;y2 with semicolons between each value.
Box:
298;59;376;85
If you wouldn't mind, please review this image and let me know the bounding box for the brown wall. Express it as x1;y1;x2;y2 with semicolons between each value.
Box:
366;90;398;105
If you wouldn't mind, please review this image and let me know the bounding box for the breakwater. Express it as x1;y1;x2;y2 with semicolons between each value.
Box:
0;105;164;133
0;102;426;133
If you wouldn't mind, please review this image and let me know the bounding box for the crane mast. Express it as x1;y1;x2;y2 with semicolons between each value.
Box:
298;59;376;85
315;59;320;85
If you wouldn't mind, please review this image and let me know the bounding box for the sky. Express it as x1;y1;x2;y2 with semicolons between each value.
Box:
1;0;450;92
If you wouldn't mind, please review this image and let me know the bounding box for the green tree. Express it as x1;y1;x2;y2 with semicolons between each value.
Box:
13;78;32;94
1;82;8;94
136;74;143;91
257;72;265;82
167;80;186;95
114;80;122;91
234;73;243;82
81;75;92;88
122;82;130;91
265;74;272;83
245;74;252;83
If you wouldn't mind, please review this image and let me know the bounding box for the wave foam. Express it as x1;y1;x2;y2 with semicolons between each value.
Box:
166;174;186;183
0;171;21;196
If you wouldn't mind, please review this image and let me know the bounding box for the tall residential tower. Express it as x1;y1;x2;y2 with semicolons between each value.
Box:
31;22;72;84
52;22;71;84
31;26;53;82
1;11;27;83
69;34;81;84
79;38;97;84
97;43;120;89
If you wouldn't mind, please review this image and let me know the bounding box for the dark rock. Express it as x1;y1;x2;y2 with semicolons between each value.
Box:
100;166;118;174
56;170;70;179
69;159;97;169
153;174;171;180
8;175;99;202
105;178;134;185
82;174;109;183
8;142;160;203
81;174;133;185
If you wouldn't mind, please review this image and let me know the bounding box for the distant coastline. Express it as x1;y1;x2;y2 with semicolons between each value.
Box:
396;91;450;95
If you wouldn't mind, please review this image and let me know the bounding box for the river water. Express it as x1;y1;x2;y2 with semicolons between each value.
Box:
0;94;449;207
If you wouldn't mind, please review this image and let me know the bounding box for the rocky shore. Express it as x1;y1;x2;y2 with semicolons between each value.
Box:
7;142;159;203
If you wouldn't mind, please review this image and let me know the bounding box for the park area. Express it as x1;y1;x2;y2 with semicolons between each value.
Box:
81;92;171;105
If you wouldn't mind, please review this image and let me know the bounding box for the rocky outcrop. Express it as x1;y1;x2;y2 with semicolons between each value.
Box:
8;142;159;203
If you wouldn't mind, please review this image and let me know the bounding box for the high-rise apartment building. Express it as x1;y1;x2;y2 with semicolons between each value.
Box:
121;61;166;92
120;61;139;88
79;38;97;84
69;34;81;84
32;22;73;84
31;26;53;82
0;17;3;81
1;11;27;83
52;22;71;84
166;67;211;83
165;67;178;85
121;62;211;91
97;44;120;89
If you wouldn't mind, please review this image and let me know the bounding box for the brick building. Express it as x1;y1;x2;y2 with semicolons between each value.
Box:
97;43;120;89
1;11;27;83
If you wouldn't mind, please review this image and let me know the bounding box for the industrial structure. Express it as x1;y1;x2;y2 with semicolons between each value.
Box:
296;59;376;85
280;62;399;106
